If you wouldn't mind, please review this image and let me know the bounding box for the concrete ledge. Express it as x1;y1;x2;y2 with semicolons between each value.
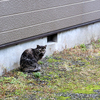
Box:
0;22;100;75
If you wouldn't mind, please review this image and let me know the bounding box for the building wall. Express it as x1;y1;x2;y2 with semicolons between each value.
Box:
0;22;100;75
0;0;100;46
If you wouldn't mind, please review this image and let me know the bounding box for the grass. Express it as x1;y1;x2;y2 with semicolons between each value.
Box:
1;40;100;99
33;72;41;78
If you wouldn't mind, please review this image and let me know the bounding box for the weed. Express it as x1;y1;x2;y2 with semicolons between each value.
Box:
80;44;87;51
80;44;86;48
38;61;44;64
98;39;100;42
33;72;41;78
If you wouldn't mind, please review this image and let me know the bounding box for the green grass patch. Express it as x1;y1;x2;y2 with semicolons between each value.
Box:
33;72;41;78
47;58;62;63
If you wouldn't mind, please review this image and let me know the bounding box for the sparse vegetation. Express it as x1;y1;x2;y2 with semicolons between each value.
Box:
98;39;100;42
33;72;41;78
38;61;44;65
80;44;86;48
0;40;100;99
80;44;87;51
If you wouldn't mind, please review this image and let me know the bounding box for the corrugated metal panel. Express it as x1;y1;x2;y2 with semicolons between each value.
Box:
0;0;100;46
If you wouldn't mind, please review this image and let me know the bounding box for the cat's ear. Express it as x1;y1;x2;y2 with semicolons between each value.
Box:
37;45;40;48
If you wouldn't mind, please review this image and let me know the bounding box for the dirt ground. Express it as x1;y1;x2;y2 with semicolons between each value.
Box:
0;40;100;100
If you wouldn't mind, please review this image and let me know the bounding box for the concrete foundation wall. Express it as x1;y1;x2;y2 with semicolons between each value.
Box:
0;22;100;75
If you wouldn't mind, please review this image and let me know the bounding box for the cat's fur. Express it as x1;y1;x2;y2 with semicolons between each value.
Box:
20;45;47;72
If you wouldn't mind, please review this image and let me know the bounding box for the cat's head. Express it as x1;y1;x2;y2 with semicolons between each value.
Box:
36;45;47;56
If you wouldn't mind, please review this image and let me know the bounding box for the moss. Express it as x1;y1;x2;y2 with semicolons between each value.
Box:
47;58;62;63
73;84;100;94
40;75;52;81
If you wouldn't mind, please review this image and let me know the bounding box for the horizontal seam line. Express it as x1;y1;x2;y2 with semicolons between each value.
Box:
0;9;100;35
0;0;95;18
0;0;9;3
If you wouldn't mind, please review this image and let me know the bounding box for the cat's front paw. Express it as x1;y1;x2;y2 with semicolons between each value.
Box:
33;67;41;72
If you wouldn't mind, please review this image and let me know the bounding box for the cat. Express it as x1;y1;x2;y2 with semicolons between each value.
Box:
20;45;47;72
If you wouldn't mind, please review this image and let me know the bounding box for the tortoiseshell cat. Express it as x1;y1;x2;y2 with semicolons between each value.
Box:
20;45;47;72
